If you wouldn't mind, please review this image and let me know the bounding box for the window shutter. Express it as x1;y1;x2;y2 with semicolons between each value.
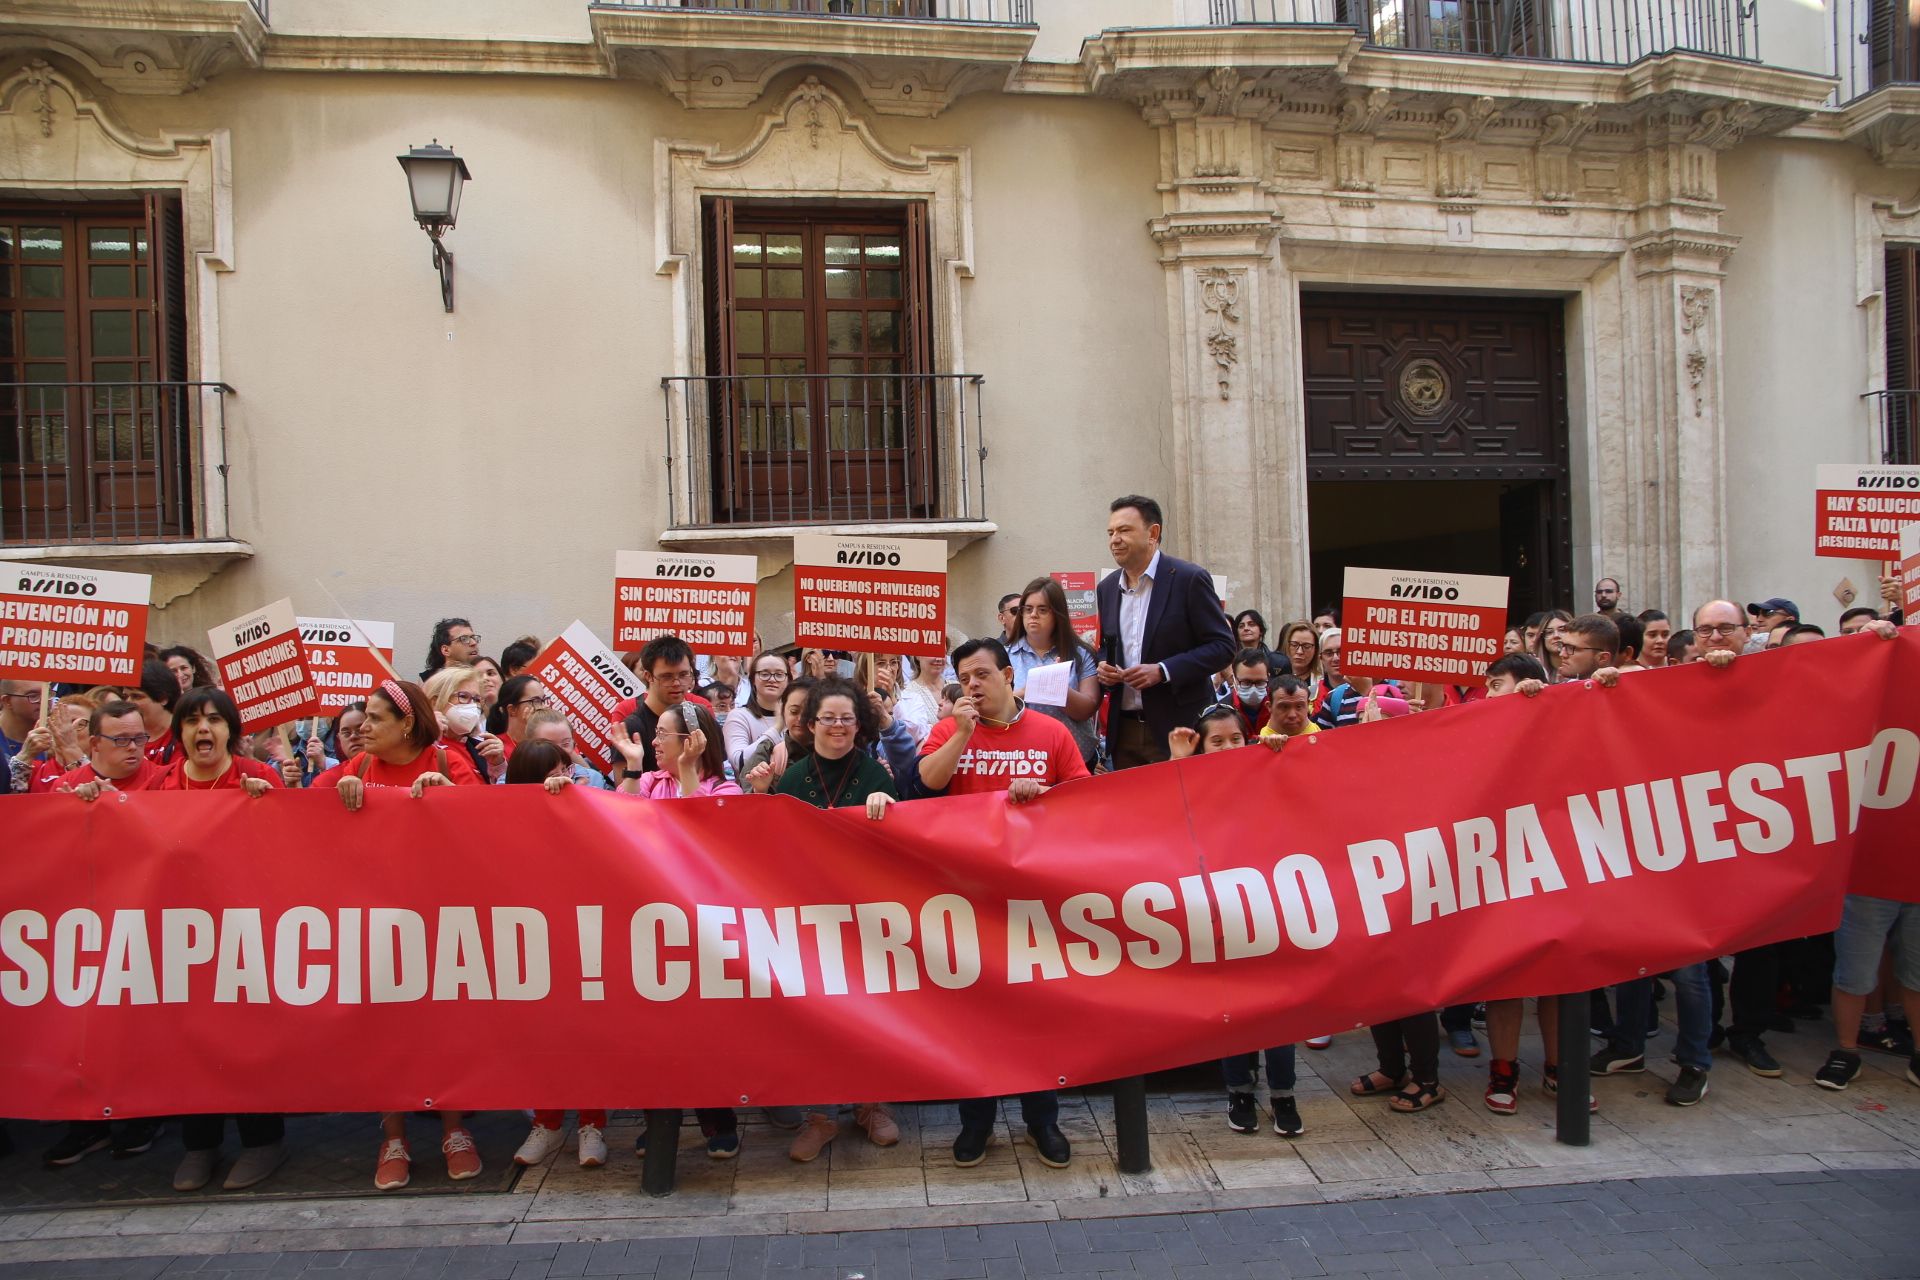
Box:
144;191;192;535
705;197;738;521
1887;246;1917;464
903;201;934;514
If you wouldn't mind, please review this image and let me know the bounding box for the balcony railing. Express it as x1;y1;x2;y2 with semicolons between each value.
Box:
1210;0;1759;64
1832;0;1917;103
662;372;986;528
250;0;269;22
1;381;229;547
594;0;1032;22
1866;390;1918;466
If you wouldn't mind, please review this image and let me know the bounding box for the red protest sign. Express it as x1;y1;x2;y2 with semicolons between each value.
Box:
530;620;641;773
613;551;757;655
793;533;947;658
0;563;150;684
1900;525;1920;617
1815;463;1920;559
297;617;396;714
1341;567;1507;687
209;598;320;730
1051;571;1100;647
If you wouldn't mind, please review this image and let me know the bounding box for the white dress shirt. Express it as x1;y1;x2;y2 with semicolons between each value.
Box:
1117;549;1161;712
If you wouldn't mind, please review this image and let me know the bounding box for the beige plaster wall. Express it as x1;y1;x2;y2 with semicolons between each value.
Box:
1717;139;1874;633
102;71;1167;663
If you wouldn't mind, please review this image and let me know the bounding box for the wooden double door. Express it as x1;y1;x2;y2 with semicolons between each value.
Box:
1300;291;1571;620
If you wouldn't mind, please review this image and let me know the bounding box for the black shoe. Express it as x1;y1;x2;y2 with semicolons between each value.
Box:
112;1119;161;1158
1666;1067;1710;1106
1270;1096;1304;1138
1815;1049;1862;1092
1226;1093;1258;1134
1026;1123;1070;1169
1860;1019;1916;1056
952;1126;993;1167
1728;1036;1783;1078
1907;1052;1919;1090
1768;1012;1796;1034
633;1129;649;1158
43;1123;111;1168
1707;1025;1727;1051
1590;1048;1644;1075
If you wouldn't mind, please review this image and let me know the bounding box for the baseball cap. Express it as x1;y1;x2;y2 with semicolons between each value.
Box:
1746;597;1800;621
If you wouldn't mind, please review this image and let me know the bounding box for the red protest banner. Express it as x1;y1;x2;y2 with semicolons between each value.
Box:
613;551;757;655
1051;571;1100;647
208;598;320;730
1;632;1916;1119
793;533;947;658
1341;567;1508;687
0;563;150;684
530;620;641;773
1816;463;1920;559
297;617;395;714
1901;526;1920;618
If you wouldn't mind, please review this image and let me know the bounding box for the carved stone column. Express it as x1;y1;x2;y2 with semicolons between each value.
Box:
1142;69;1287;613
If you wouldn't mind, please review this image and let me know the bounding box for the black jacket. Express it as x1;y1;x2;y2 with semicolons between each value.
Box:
1096;552;1237;750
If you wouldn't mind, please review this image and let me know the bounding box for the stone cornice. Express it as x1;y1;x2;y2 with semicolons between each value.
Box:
0;0;265;94
260;33;603;78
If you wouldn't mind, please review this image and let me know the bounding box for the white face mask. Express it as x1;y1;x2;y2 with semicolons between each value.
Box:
445;702;484;736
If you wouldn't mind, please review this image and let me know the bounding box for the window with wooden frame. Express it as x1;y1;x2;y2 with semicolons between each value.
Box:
0;194;192;544
1871;0;1920;89
1886;245;1920;464
702;198;935;523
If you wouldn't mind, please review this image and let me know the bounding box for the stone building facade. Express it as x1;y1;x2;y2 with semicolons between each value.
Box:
0;0;1907;655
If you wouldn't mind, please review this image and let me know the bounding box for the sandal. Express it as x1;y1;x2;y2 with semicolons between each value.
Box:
1388;1081;1447;1113
1350;1071;1409;1097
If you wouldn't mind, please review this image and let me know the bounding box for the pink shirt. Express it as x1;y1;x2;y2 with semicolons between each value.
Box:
630;769;742;799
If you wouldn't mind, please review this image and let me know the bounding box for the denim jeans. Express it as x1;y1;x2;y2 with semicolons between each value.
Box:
1612;962;1711;1071
957;1091;1058;1132
1222;1045;1296;1096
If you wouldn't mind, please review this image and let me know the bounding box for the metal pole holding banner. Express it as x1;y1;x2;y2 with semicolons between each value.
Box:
1112;1075;1151;1173
1555;993;1591;1146
641;1108;681;1197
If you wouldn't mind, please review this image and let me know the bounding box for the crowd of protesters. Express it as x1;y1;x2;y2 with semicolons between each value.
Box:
2;495;1915;1196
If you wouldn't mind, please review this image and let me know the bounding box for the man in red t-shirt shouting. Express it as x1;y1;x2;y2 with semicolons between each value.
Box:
917;637;1089;1171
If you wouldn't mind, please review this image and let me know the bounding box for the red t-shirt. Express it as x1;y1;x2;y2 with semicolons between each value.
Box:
316;746;482;790
144;728;175;764
918;710;1091;795
45;757;163;793
152;757;283;791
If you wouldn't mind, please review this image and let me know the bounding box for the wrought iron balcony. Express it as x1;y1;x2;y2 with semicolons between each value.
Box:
1832;0;1920;102
661;372;986;528
595;0;1031;21
1;380;230;546
1209;0;1759;64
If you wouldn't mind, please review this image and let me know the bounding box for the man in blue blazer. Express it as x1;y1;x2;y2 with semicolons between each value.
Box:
1095;494;1237;768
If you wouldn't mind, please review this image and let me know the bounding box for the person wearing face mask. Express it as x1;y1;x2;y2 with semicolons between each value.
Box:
486;674;552;763
1219;649;1273;735
426;666;505;782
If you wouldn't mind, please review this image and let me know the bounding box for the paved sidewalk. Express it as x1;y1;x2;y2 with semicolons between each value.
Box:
1;1169;1915;1279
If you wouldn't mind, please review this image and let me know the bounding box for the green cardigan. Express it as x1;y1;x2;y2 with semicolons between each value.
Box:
771;749;897;810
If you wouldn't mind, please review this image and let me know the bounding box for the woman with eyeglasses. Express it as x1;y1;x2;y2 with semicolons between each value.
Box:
487;674;552;762
611;701;740;799
1274;621;1323;698
426;665;505;783
770;677;900;1162
1010;576;1101;767
1167;704;1307;1138
724;651;790;777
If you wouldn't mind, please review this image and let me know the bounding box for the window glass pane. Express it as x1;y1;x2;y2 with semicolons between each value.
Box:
827;312;862;354
92;311;134;358
23;266;63;299
733;268;762;299
864;235;901;264
90;265;132;298
135;265;148;299
734;312;764;354
764;234;802;265
736;358;766;377
732;237;763;264
0;265;11;299
24;312;65;358
868;311;899;351
825;268;860;299
137;310;152;357
93;361;135;385
0;227;12;260
0;314;13;358
766;270;802;299
867;269;901;299
89;228;134;260
768;311;805;352
136;230;148;260
771;358;807;377
824;235;860;266
21;228;62;260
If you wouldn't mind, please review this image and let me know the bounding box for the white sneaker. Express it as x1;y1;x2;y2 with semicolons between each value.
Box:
576;1124;608;1168
512;1124;567;1167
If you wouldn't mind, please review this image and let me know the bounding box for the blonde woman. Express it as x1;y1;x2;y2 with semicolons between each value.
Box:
424;665;505;782
1274;621;1323;699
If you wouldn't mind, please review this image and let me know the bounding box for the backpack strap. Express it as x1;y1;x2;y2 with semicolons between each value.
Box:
354;752;372;780
436;746;449;778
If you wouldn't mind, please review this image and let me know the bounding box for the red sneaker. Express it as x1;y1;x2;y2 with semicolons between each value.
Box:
1485;1059;1519;1115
